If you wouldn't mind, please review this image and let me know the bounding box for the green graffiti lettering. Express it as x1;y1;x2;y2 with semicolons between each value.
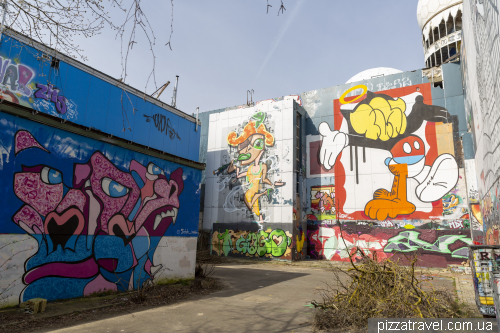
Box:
216;228;291;258
248;232;258;255
384;231;473;258
257;231;269;257
269;229;289;257
236;236;248;254
251;112;266;128
215;229;232;256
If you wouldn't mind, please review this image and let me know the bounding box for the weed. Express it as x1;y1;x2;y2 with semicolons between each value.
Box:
311;224;471;331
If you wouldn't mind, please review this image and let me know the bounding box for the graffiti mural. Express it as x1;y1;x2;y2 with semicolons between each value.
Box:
483;180;500;246
0;50;77;120
308;224;390;262
0;34;198;160
0;113;200;304
471;203;484;244
470;247;497;316
307;222;472;267
224;112;285;222
384;230;471;258
0;55;35;98
211;227;293;260
294;222;306;260
204;105;294;226
312;83;462;221
34;83;69;114
308;185;336;221
462;1;500;246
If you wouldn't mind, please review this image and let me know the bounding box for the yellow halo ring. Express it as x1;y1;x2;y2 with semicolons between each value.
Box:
339;84;368;105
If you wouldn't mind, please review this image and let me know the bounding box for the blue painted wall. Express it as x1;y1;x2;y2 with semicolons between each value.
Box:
0;34;200;161
0;111;200;302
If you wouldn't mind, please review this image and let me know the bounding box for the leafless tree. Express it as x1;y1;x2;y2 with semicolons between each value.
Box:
0;0;169;93
0;0;285;92
0;0;285;120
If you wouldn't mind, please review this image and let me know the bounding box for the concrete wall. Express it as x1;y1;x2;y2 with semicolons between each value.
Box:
0;112;201;307
303;65;473;267
462;0;500;246
0;33;202;307
200;64;474;267
203;99;307;260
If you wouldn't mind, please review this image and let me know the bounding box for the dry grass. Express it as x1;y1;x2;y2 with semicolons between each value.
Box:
311;246;471;331
195;247;223;279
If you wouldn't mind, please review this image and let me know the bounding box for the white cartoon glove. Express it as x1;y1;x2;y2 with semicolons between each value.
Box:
415;153;459;202
318;122;349;170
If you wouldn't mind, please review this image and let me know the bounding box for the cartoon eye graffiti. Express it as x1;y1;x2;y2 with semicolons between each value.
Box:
414;140;420;150
147;163;164;175
101;177;129;198
40;167;62;184
403;142;412;154
253;138;264;150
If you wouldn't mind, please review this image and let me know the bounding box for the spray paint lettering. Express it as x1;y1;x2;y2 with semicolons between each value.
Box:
308;226;389;262
34;84;68;114
378;221;395;228
235;229;291;257
384;231;472;258
144;113;180;140
0;57;35;97
307;224;474;265
212;228;292;259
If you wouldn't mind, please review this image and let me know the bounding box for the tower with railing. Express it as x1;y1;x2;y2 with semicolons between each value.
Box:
417;0;463;68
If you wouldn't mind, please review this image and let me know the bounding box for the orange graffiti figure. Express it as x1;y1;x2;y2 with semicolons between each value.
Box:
226;113;285;222
365;136;424;220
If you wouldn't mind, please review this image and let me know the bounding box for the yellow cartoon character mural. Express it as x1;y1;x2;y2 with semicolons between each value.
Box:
220;112;285;222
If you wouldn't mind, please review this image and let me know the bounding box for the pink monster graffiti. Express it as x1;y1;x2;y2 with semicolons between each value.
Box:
12;131;184;300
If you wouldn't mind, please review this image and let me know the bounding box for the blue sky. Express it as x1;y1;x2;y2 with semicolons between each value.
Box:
75;1;424;115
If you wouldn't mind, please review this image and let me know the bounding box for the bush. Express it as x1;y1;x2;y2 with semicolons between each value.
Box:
312;247;469;331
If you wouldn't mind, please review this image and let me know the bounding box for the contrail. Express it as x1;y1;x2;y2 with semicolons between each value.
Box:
252;0;305;86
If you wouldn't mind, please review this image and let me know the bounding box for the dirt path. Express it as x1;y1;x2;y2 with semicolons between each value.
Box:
42;265;325;333
2;260;476;333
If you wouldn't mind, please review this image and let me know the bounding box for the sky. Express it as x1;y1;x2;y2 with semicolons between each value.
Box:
71;0;425;115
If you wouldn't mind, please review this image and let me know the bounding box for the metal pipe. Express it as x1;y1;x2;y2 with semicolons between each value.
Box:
196;106;199;132
172;75;179;108
454;14;458;56
437;23;443;65
152;81;170;99
0;1;8;43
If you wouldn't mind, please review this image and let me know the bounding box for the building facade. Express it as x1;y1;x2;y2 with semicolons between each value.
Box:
0;31;203;307
461;0;500;248
417;0;463;68
200;62;474;267
200;98;307;261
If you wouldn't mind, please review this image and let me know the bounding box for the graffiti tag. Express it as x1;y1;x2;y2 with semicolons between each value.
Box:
236;229;291;257
384;231;472;258
34;83;68;114
0;56;34;96
144;113;181;140
212;228;292;258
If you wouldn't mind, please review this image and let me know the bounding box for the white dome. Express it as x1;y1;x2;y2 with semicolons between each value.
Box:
417;0;462;30
346;68;402;84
